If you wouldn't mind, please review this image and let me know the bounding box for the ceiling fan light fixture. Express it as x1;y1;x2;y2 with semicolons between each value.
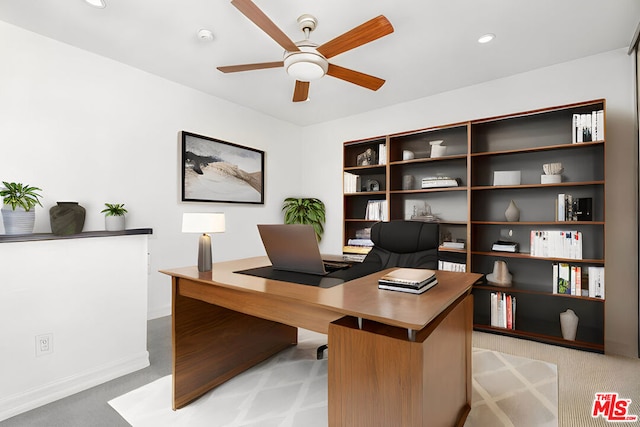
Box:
84;0;106;8
284;51;328;81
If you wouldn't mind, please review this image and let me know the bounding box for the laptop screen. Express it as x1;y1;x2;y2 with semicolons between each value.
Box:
257;224;327;275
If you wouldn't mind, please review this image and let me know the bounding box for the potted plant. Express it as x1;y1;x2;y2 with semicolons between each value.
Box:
0;181;43;234
282;197;326;241
100;203;128;231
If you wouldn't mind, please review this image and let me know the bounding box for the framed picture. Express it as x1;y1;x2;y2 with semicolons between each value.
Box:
181;131;265;204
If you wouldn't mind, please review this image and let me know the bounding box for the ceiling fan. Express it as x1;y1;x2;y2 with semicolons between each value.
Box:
217;0;394;102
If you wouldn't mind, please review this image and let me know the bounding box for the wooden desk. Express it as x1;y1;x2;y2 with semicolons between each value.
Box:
161;257;481;427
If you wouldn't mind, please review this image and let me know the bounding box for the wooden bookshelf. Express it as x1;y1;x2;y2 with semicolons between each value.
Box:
342;99;606;352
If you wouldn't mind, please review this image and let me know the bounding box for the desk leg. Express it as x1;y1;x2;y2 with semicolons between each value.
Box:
172;277;297;409
328;293;473;427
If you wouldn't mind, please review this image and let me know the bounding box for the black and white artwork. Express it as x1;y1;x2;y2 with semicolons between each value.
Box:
181;131;264;204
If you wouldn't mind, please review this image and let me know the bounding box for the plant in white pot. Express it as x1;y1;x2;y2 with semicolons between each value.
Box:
100;203;128;231
0;181;43;234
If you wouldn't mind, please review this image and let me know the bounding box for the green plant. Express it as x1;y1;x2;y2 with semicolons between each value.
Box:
282;197;326;241
100;203;128;216
0;181;43;211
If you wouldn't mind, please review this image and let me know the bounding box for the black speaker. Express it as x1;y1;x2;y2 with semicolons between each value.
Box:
573;198;592;221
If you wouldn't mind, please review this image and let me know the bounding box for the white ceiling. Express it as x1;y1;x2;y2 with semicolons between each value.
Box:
1;1;639;126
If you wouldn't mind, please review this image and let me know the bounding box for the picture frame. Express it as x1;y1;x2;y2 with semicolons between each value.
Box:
181;131;265;204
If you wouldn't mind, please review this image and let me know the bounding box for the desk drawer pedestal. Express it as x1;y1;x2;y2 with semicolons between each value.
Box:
328;293;473;427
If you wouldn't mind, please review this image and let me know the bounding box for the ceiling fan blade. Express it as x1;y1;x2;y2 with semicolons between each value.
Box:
231;0;300;53
217;61;283;73
317;15;393;59
326;64;385;91
292;81;310;102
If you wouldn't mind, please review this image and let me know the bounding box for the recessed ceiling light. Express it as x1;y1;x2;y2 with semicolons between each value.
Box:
84;0;106;8
197;29;214;41
478;33;495;44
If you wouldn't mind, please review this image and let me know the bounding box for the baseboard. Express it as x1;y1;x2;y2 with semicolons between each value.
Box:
0;351;150;422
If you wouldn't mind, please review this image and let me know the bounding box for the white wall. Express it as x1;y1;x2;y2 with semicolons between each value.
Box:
1;20;637;357
0;21;304;320
303;48;639;357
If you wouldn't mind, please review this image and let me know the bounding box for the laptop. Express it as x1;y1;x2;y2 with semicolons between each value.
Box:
257;224;350;275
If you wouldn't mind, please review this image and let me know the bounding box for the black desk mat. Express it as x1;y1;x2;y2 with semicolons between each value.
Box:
235;266;344;288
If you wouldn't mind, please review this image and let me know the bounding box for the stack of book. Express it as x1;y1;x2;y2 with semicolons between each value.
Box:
572;110;604;143
491;240;519;253
378;268;438;294
530;230;582;259
440;241;465;250
556;194;592;221
365;200;388;220
421;176;459;189
343;172;361;193
490;291;516;329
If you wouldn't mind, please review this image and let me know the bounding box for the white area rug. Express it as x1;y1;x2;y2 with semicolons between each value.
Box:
109;330;557;427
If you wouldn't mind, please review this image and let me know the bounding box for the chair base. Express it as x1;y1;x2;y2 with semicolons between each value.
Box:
317;344;328;360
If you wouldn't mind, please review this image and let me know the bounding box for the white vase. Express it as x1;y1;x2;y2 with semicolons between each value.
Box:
504;200;520;222
1;206;36;234
105;215;126;231
560;309;579;341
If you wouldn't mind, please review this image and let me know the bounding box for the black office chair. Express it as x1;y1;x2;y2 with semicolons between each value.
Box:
319;220;439;358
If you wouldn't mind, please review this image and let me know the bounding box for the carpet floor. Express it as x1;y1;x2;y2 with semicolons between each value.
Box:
109;329;558;427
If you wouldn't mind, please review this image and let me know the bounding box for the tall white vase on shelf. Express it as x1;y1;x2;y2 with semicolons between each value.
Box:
560;309;579;341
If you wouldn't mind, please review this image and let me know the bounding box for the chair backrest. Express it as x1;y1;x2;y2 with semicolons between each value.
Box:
328;220;439;281
365;220;439;269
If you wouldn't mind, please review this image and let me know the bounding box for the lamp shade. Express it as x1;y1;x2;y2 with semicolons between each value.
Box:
182;213;225;234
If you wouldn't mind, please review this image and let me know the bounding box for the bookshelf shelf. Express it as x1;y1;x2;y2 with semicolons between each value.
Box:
472;251;604;264
342;99;606;352
470;140;604;157
471;181;604;191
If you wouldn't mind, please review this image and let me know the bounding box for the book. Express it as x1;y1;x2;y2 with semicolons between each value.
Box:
364;200;388;221
490;291;516;329
421;177;459;188
557;263;571;294
438;260;466;272
588;266;605;299
530;230;582;259
378;268;437;288
343;172;361;193
492;240;519;252
572;110;604;143
440;241;465;249
378;281;438;294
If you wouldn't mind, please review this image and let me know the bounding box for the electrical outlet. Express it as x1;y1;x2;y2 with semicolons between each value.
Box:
36;333;53;357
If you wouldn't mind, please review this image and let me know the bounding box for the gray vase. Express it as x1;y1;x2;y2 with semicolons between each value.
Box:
1;206;36;234
50;202;86;236
505;200;520;222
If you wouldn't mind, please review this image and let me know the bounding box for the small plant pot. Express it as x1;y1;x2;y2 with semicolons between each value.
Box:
105;215;126;231
1;206;36;234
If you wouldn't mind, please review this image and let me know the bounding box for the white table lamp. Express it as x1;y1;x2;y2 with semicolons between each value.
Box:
182;213;225;272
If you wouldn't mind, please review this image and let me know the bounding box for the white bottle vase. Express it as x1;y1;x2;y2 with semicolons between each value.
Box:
560;309;579;341
505;200;520;222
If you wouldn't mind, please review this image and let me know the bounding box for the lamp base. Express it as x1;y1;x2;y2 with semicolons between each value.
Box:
197;233;212;272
